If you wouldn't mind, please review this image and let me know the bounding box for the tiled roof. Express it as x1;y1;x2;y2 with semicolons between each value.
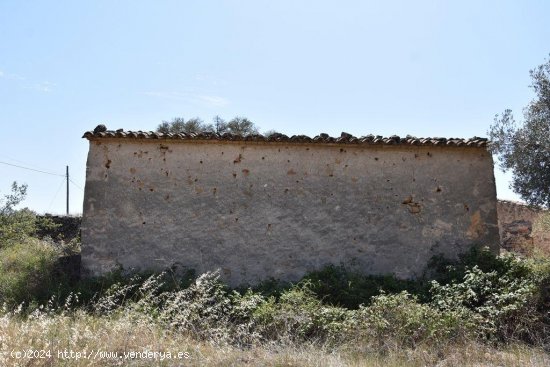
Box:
83;125;489;147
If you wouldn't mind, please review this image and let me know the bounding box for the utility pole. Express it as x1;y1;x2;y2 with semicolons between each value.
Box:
66;165;69;215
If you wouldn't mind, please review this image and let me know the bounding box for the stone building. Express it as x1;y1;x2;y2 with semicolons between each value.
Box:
497;200;550;255
81;126;499;285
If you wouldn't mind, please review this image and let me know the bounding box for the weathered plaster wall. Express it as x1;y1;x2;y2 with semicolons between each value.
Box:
81;139;499;285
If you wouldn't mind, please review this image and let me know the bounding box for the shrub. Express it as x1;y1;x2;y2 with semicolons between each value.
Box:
244;277;291;298
430;254;550;343
159;271;235;342
425;246;511;284
296;247;516;309
302;264;422;308
0;238;60;307
350;291;473;351
0;182;57;247
252;282;353;343
1;239;549;351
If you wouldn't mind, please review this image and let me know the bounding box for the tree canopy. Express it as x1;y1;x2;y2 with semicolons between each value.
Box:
157;116;260;136
489;56;550;208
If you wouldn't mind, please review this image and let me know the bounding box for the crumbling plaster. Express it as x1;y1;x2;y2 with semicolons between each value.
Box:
81;139;499;285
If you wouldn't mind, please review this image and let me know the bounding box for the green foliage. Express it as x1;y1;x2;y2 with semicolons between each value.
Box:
291;247;511;308
0;238;60;307
225;116;259;135
0;182;34;245
156;115;260;136
425;246;527;285
302;264;422;309
1;238;549;350
352;292;472;351
0;182;57;247
0;207;39;246
241;247;546;313
252;282;352;343
0;182;27;216
244;277;291;298
489;56;550;208
430;254;550;342
157;117;211;134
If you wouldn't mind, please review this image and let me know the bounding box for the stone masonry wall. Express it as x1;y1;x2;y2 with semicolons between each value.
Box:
37;215;81;243
497;200;550;255
81;139;499;286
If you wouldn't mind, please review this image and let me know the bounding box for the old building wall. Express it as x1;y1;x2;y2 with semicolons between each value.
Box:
81;139;499;285
497;200;550;255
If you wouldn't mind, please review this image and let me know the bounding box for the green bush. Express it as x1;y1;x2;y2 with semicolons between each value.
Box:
0;182;57;248
351;291;473;351
244;277;291;299
0;238;60;307
0;237;548;350
430;254;550;343
302;264;422;308
252;282;352;343
426;246;529;284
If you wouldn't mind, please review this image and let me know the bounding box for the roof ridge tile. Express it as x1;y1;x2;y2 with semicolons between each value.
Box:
82;125;489;148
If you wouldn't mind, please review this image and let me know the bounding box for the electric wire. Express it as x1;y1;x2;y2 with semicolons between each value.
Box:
0;154;55;173
69;178;84;191
0;159;83;213
47;176;67;212
0;161;64;177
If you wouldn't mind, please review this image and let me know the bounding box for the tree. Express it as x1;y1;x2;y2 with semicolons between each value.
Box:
0;182;37;245
212;115;228;134
489;56;550;208
0;182;27;217
263;129;280;137
157;117;213;134
0;182;57;247
156;116;260;136
226;116;259;135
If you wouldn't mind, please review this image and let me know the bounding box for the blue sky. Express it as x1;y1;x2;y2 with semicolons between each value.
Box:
0;0;549;214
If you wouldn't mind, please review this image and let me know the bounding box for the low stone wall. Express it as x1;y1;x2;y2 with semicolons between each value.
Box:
34;215;82;281
497;200;550;255
37;215;81;243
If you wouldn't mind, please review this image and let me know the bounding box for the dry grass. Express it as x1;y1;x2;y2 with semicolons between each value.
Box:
0;311;548;367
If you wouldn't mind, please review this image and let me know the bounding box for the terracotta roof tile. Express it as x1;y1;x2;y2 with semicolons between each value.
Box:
82;126;489;148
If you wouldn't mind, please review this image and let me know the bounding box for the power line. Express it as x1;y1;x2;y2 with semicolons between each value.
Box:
0;160;83;214
47;176;66;212
0;161;64;177
0;154;53;172
69;178;84;191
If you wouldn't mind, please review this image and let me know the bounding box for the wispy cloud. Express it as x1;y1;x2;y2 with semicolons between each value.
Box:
145;91;230;108
197;95;229;107
144;91;187;100
25;81;56;93
194;73;227;86
0;70;25;81
0;69;53;92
